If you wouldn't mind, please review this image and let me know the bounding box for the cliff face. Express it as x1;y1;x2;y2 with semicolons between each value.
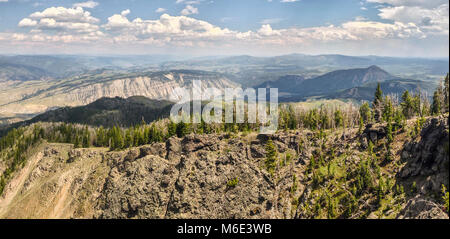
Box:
0;71;239;121
0;116;448;219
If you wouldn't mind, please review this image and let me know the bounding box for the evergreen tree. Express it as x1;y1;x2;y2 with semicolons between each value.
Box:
82;126;90;148
265;139;277;176
432;88;442;115
124;128;133;148
167;121;177;137
386;120;393;144
359;102;372;124
401;90;414;119
413;93;422;116
358;117;364;135
176;121;188;138
334;109;344;129
74;135;81;148
373;83;384;122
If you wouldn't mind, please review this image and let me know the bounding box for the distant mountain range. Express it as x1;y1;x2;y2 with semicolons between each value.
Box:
256;65;437;102
160;54;449;87
0;54;447;124
1;54;448;86
0;62;50;82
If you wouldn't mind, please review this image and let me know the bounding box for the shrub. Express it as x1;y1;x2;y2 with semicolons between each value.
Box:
227;177;239;188
442;185;449;214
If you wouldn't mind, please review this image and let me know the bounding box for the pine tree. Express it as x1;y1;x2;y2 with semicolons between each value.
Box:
334;109;344;129
383;96;394;122
82;126;90;148
359;102;372;124
74;135;81;148
176;121;187;138
413;92;422;116
265;139;277;176
401;90;414;119
124;128;133;148
386;120;393;144
167;121;177;137
373;83;384;122
358;117;364;135
432;88;442;115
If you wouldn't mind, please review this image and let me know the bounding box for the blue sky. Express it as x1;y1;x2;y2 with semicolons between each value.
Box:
0;0;448;57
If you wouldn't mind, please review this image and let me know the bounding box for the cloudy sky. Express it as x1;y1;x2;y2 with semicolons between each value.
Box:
0;0;448;57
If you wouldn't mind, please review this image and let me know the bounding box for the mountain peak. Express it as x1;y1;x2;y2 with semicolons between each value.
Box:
367;65;384;71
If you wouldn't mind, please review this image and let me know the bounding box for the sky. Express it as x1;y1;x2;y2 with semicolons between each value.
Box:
0;0;448;57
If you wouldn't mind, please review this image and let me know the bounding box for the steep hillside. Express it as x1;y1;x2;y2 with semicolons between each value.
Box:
1;96;174;134
298;65;393;95
0;116;448;219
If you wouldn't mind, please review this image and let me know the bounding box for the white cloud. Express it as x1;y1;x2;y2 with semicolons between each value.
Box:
73;1;99;9
370;1;449;35
156;8;166;13
180;5;199;15
121;9;131;16
257;24;281;36
0;0;9;2
281;0;299;2
28;7;99;24
17;6;102;43
104;13;232;39
18;18;38;27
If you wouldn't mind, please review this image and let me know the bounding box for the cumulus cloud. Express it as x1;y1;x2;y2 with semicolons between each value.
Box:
18;18;38;27
17;6;103;43
101;9;427;48
104;12;233;40
368;0;449;35
257;25;281;36
180;5;199;15
28;7;99;24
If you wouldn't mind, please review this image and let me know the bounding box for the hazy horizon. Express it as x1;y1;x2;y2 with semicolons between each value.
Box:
1;53;449;61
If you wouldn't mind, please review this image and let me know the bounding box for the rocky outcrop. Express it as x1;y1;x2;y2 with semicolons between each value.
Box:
397;196;449;219
399;115;449;196
95;133;304;219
